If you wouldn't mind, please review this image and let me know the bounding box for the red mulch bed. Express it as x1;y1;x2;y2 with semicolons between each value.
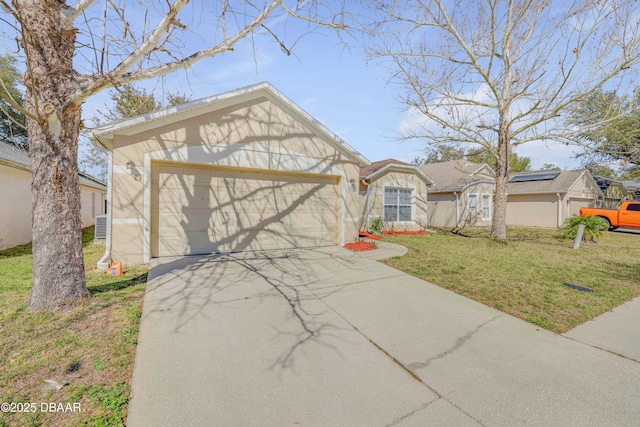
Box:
344;241;377;251
383;230;430;236
358;232;382;240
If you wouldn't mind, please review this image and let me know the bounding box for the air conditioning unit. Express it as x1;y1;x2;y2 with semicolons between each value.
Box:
95;215;107;240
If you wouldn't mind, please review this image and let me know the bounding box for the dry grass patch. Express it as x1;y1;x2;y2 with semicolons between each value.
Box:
0;227;147;427
382;228;640;333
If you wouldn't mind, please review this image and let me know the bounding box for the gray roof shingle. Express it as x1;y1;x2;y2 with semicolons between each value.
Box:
0;141;29;168
359;158;410;178
420;160;494;191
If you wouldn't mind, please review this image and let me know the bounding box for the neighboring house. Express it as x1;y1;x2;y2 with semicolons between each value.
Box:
593;176;635;209
87;82;368;267
506;169;602;228
359;159;432;231
620;180;640;201
420;160;496;228
0;142;107;250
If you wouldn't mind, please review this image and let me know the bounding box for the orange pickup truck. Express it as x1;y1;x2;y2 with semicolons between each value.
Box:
580;201;640;230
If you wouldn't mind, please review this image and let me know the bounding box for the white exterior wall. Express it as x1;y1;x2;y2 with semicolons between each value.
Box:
0;164;32;249
79;184;107;228
361;170;429;232
0;163;105;249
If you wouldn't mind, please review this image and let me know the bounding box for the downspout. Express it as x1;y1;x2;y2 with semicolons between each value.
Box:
556;192;563;228
361;179;372;231
92;136;112;269
454;192;460;227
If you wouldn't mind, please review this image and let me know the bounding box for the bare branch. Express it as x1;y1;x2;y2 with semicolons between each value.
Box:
71;0;284;103
0;0;19;21
280;4;347;29
61;0;99;29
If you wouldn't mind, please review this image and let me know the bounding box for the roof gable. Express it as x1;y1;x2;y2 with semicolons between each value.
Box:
0;142;29;170
360;158;433;186
87;82;369;166
420;160;495;191
360;158;409;177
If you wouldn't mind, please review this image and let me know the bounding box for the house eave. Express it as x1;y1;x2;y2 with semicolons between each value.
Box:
362;163;434;186
428;179;495;193
0;157;30;172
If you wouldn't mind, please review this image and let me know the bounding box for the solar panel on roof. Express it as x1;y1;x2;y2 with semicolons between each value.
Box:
509;171;560;183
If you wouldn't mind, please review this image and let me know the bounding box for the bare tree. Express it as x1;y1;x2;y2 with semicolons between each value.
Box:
0;0;346;310
363;0;640;241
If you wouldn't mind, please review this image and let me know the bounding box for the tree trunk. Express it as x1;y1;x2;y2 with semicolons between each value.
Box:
490;120;510;242
19;0;88;310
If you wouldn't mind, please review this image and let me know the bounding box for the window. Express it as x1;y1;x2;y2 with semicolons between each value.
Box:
626;204;640;212
384;188;412;221
482;194;492;220
468;194;478;218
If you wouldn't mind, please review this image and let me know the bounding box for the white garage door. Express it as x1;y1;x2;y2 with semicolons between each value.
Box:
151;163;341;257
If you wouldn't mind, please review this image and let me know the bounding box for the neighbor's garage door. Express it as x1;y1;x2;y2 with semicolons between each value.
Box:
151;163;341;257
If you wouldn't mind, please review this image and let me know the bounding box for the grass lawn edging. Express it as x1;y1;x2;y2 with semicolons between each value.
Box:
0;227;147;427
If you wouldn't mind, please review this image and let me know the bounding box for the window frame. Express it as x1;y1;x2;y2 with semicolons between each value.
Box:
383;187;414;222
467;193;479;218
481;193;492;220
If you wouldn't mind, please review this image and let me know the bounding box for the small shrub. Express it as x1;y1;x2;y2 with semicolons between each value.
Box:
370;216;384;235
560;214;608;242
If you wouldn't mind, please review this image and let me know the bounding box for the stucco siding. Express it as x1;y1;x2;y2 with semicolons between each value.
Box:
568;197;595;218
110;97;361;265
427;182;494;228
461;183;494;227
111;223;145;264
427;193;458;228
361;170;429;231
506;194;558;228
566;175;600;218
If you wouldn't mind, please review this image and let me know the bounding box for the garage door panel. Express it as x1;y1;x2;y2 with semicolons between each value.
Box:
152;163;340;257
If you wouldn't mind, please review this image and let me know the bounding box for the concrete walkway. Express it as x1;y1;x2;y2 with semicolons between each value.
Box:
128;246;640;426
564;295;640;362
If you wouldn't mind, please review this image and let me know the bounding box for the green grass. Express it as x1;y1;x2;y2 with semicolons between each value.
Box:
383;227;640;333
0;227;147;427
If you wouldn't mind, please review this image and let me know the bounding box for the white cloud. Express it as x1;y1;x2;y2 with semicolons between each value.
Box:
515;140;582;170
398;83;496;136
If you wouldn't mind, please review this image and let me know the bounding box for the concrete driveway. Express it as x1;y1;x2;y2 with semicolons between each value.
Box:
128;244;640;426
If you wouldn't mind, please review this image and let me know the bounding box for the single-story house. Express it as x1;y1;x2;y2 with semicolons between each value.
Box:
0;142;107;250
87;82;369;267
620;180;640;201
359;159;432;231
506;169;602;228
420;160;496;228
420;160;602;230
593;176;635;209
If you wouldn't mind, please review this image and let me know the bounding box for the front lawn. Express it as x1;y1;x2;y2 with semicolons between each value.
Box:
382;228;640;333
0;227;147;427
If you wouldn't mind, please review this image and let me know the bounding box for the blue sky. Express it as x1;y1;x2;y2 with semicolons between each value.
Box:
80;4;583;170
